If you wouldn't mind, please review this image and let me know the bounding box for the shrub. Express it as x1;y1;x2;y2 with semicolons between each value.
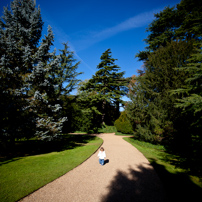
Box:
114;111;134;134
99;125;117;133
135;124;154;142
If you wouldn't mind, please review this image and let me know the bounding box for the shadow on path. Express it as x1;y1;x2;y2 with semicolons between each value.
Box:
101;164;166;202
104;159;109;165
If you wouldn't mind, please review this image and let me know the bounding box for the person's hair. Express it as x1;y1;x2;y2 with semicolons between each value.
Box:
100;147;104;151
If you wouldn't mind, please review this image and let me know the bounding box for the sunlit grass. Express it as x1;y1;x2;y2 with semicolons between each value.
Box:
0;135;102;202
124;137;202;201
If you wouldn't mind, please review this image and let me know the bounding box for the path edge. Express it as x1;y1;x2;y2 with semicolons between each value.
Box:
19;134;104;202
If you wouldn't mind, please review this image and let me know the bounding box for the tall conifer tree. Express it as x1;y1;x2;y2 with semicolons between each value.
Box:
127;0;202;143
81;49;126;125
0;0;80;141
0;0;43;141
51;43;81;98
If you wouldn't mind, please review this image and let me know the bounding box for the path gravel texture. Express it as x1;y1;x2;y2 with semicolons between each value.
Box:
20;133;166;202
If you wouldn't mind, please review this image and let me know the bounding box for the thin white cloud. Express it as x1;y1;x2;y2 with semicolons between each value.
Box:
41;8;161;72
94;10;156;39
75;9;161;51
73;52;95;73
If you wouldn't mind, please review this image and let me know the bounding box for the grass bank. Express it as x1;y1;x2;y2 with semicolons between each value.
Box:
99;125;132;136
124;137;202;202
0;135;102;202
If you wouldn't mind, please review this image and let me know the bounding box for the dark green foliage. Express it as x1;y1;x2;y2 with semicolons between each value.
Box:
137;0;202;60
114;111;133;134
79;49;127;128
51;43;82;98
0;0;44;142
127;40;193;143
174;42;202;113
76;80;102;133
0;0;81;143
172;42;202;174
135;125;154;142
126;0;202;176
98;125;117;133
60;95;80;133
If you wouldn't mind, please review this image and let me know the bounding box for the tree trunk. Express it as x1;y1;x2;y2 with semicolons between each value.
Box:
115;100;120;120
102;100;106;125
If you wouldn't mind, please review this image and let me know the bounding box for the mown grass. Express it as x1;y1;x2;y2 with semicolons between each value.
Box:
98;125;117;133
124;137;202;202
99;125;133;136
0;135;102;202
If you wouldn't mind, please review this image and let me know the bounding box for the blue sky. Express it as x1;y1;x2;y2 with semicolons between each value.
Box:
1;0;181;92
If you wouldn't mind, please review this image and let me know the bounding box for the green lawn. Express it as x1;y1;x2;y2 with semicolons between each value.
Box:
98;125;133;136
124;137;202;202
0;135;102;202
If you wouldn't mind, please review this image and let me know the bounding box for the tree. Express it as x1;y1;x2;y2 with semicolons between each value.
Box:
127;41;193;142
49;43;82;133
0;0;80;142
77;80;103;133
137;0;202;61
26;25;68;141
173;42;202;171
128;0;202;143
0;0;44;142
174;42;202;114
81;49;127;126
51;43;82;98
114;111;133;134
127;0;202;174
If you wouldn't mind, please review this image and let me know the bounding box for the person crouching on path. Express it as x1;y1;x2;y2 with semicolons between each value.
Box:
98;147;106;166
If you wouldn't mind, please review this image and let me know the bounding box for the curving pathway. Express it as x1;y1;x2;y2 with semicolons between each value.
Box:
20;133;166;202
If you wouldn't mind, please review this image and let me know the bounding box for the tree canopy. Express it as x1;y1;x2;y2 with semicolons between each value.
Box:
125;0;202;175
0;0;81;142
79;49;127;128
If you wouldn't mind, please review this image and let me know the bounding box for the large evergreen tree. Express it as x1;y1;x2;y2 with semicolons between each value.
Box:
173;42;202;171
51;43;81;98
127;0;202;143
137;0;202;60
26;25;68;141
80;49;127;126
126;0;202;174
52;43;82;133
0;0;81;142
127;41;193;142
0;0;44;141
174;42;202;114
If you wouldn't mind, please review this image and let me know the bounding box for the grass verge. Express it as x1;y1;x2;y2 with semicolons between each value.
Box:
98;125;133;136
124;137;202;202
0;135;102;202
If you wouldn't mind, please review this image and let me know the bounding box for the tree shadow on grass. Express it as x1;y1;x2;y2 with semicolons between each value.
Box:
101;163;166;202
149;158;202;202
0;134;97;165
101;161;202;202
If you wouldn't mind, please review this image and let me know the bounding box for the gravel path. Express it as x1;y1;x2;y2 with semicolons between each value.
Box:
20;133;166;202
